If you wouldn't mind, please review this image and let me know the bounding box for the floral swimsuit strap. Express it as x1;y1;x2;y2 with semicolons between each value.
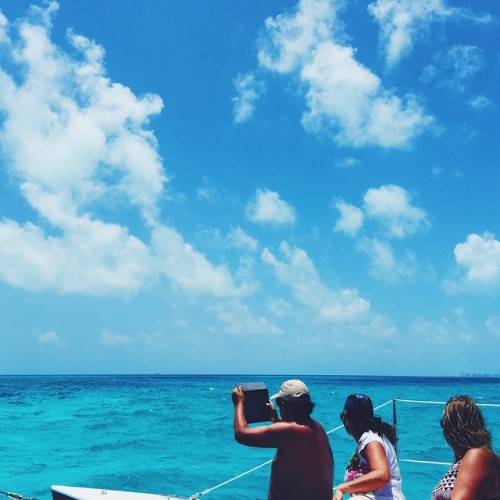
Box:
344;449;374;494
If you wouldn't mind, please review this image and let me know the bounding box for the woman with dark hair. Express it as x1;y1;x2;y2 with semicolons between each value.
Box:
333;393;405;499
432;395;500;499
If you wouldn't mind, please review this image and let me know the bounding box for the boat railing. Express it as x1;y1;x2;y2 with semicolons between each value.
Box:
188;397;500;498
0;490;38;500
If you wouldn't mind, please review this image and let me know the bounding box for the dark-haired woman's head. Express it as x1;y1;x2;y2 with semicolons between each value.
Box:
441;395;492;459
340;393;396;444
341;393;374;425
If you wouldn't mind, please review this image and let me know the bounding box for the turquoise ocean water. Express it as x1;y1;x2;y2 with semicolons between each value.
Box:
1;375;499;500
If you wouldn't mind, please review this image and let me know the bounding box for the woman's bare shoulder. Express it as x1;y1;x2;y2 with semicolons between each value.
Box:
462;448;498;470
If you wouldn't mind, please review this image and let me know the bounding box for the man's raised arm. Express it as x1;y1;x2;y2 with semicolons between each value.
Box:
232;386;292;448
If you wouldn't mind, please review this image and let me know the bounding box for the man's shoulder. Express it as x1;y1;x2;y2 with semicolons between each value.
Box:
273;420;305;431
272;420;312;435
311;418;327;430
290;418;328;437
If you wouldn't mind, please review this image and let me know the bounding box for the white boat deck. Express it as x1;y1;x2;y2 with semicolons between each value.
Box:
51;485;188;500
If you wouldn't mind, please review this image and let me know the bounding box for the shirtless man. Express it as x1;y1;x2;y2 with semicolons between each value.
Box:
232;379;334;500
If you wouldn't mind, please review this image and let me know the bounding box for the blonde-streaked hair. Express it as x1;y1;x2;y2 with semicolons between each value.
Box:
441;395;493;460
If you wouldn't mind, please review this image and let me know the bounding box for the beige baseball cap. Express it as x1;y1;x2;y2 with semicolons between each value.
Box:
270;379;311;402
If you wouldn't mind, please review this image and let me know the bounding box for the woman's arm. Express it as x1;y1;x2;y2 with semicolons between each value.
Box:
452;448;496;500
333;441;390;499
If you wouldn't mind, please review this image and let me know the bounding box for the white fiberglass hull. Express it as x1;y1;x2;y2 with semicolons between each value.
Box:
51;485;187;500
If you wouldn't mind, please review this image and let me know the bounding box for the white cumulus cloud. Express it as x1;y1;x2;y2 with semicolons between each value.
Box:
0;3;245;299
368;0;493;67
257;0;336;73
232;72;265;123
227;226;259;252
468;95;493;110
363;184;430;239
421;45;486;93
0;217;151;295
333;184;429;282
410;313;474;346
333;200;364;236
255;0;432;148
211;301;283;336
245;189;296;225
101;330;134;346
453;232;500;286
262;241;370;322
37;330;60;345
152;225;239;297
357;237;417;282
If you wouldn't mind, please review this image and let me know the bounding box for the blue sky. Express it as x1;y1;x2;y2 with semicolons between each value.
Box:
0;0;499;375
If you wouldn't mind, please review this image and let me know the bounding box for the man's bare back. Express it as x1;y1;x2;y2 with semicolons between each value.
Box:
268;419;333;499
232;380;334;500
